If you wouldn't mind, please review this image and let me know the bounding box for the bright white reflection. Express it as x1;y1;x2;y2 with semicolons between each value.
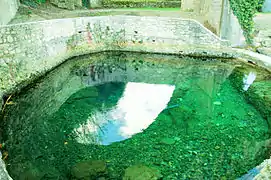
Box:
243;72;256;91
72;82;175;145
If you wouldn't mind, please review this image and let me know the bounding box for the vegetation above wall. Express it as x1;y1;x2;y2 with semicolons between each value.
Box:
20;0;180;8
102;0;181;8
18;0;263;46
257;0;266;11
229;0;263;45
20;0;46;4
20;0;46;8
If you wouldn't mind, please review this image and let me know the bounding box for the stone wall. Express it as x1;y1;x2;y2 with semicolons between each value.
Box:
0;152;12;180
220;0;245;47
255;31;271;57
0;16;227;94
206;0;223;34
181;0;195;11
181;0;220;34
0;0;19;26
254;14;271;57
181;0;245;47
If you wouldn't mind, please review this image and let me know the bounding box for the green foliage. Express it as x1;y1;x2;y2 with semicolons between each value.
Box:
102;0;180;8
257;0;265;11
21;0;46;3
228;0;260;45
20;0;46;7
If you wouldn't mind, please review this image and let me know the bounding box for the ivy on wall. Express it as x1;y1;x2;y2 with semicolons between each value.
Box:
257;0;265;11
228;0;260;45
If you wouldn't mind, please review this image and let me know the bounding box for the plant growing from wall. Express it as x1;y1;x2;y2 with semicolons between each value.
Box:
257;0;265;11
90;22;126;48
66;23;126;50
228;0;260;45
0;55;25;91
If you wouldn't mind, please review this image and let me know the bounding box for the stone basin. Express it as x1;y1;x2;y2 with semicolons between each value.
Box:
1;52;271;179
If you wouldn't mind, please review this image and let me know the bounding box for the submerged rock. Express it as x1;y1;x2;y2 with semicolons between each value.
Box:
71;160;107;179
20;168;45;180
159;137;176;145
213;101;222;105
123;165;162;180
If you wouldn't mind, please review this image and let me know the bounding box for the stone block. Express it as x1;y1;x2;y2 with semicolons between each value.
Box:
257;47;271;57
7;35;13;43
0;0;19;25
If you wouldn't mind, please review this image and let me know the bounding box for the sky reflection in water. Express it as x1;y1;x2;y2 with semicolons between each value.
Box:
73;82;175;145
243;72;256;91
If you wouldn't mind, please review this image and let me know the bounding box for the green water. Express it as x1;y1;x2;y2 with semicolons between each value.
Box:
1;52;271;179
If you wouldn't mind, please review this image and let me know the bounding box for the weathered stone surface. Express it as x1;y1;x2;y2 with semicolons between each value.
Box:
255;159;271;179
89;0;102;8
6;35;13;43
181;0;195;11
71;160;107;179
254;15;271;54
220;0;245;47
181;0;213;15
182;0;244;46
0;15;230;94
0;0;19;26
262;40;271;47
207;0;223;35
0;152;12;180
123;165;162;180
246;81;271;122
257;47;271;57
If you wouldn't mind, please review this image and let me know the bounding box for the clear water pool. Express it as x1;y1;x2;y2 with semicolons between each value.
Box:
1;52;271;179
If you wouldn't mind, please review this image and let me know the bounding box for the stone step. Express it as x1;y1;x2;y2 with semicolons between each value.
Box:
262;40;271;47
257;47;271;57
258;30;271;37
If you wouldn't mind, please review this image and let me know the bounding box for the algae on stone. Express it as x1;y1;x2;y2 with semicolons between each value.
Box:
123;165;162;180
71;160;108;179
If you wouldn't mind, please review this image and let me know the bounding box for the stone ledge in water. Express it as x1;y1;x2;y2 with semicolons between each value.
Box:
257;47;271;57
255;158;271;179
247;81;271;117
123;164;162;180
0;152;12;180
71;160;108;179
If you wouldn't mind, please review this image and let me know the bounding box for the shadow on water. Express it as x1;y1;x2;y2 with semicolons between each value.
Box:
1;52;271;179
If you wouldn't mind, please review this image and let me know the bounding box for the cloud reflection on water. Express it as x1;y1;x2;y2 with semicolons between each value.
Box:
73;82;175;145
